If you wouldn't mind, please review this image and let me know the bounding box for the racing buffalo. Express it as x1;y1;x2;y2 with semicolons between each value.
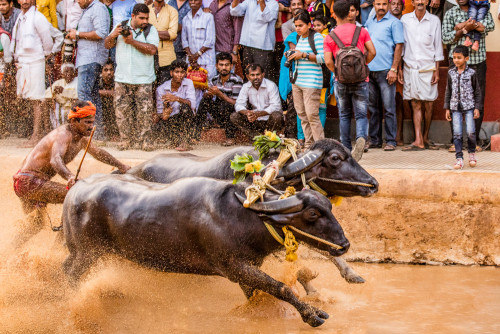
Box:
63;174;349;327
127;138;378;198
126;138;376;284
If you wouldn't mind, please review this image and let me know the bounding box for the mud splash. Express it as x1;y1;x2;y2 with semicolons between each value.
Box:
1;157;499;334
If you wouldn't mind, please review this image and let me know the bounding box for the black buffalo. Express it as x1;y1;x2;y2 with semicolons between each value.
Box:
127;138;379;198
126;138;376;284
63;174;349;327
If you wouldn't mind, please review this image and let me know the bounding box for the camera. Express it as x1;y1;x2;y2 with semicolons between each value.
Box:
120;21;131;37
284;50;296;68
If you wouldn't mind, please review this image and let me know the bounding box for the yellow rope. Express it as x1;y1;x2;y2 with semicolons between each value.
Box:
307;180;328;196
287;225;343;250
282;227;298;262
263;220;343;262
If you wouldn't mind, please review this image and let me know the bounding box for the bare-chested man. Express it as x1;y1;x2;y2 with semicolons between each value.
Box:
12;100;130;243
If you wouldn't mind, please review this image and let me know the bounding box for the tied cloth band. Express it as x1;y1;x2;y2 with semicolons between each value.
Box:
68;101;96;120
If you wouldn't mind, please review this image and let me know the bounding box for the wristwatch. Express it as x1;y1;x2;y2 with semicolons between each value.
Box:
302;53;308;59
76;30;80;40
197;50;203;56
390;68;397;73
232;50;238;55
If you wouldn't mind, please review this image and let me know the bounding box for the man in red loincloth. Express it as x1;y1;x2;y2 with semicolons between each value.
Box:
12;100;130;246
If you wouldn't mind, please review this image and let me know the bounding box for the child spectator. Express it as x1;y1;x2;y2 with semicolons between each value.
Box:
99;60;120;140
463;0;494;52
444;46;481;169
44;63;78;128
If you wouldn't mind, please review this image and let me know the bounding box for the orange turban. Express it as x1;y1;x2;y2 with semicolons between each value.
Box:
68;101;96;120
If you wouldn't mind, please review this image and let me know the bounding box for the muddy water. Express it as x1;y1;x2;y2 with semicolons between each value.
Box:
1;158;499;334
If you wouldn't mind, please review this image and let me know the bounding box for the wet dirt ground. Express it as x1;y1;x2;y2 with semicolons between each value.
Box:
0;146;499;334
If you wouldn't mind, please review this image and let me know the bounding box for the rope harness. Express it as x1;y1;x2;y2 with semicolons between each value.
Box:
263;222;343;262
257;148;365;261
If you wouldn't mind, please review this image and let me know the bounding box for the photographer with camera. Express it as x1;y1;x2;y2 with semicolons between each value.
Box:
286;10;325;149
104;3;159;151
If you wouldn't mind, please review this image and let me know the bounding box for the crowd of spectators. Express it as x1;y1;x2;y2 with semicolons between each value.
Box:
0;0;496;156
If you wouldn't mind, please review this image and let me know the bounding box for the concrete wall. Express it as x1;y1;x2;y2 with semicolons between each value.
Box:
334;169;500;266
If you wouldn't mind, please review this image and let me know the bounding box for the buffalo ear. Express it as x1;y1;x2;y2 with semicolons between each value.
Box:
259;212;295;225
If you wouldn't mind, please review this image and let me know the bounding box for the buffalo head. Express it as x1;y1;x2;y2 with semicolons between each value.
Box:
278;139;378;197
235;189;349;257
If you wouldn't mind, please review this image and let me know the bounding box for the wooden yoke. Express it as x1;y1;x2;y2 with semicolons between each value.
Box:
243;138;298;208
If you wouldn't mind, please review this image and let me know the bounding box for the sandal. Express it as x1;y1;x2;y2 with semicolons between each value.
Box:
383;144;396;151
424;143;440;150
448;145;455;153
402;144;425;151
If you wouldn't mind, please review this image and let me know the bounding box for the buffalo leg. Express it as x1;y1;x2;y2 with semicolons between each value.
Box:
63;250;102;287
333;257;365;284
226;263;329;327
239;283;256;299
296;267;319;295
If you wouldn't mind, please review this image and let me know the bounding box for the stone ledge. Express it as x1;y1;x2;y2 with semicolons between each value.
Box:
331;169;500;266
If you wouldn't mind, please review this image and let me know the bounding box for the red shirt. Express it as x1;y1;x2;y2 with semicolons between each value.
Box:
324;23;371;82
323;23;371;56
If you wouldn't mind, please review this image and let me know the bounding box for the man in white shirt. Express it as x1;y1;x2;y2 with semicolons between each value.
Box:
230;0;278;79
398;0;443;151
182;0;215;78
11;0;56;147
231;63;283;138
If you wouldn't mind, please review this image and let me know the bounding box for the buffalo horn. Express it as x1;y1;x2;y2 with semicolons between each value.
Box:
235;192;304;213
277;149;325;179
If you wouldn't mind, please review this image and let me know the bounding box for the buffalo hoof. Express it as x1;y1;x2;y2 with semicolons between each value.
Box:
303;307;329;327
344;273;366;284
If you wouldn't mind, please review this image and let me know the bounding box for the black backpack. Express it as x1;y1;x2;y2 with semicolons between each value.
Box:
290;31;331;90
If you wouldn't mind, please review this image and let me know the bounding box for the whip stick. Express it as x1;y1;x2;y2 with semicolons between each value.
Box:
75;125;96;181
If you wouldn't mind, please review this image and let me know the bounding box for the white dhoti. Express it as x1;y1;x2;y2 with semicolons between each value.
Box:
16;59;46;100
403;65;438;102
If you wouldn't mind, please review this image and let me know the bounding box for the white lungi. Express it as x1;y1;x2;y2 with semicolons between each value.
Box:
16;59;46;100
403;65;438;102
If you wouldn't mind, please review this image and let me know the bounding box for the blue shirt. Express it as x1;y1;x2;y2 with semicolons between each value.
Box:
168;0;191;53
230;0;279;51
76;0;110;68
111;0;136;28
365;12;404;72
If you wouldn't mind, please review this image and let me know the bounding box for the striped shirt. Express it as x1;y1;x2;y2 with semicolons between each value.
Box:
209;73;243;100
208;0;243;54
294;32;325;90
181;9;216;76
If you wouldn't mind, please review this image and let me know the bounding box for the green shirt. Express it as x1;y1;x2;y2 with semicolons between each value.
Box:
115;20;160;85
442;6;495;65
